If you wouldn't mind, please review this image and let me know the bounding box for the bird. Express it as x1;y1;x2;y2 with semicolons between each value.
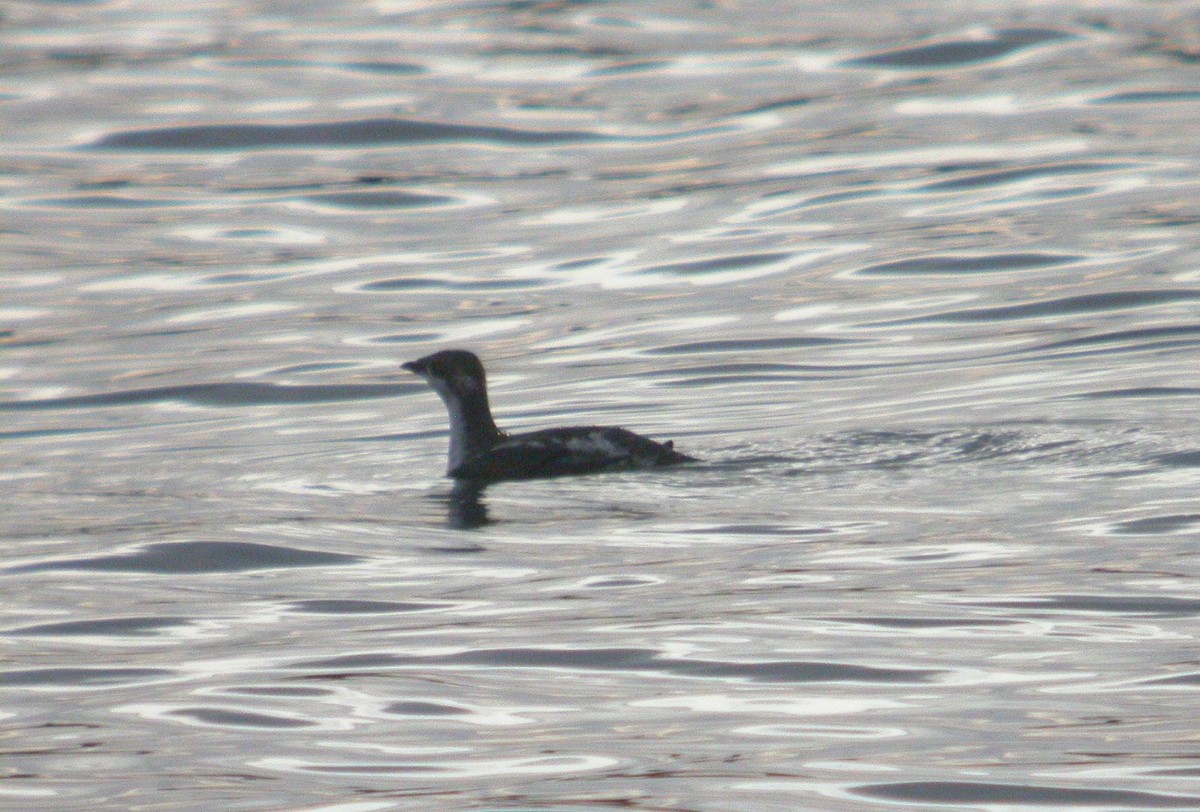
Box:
403;349;696;482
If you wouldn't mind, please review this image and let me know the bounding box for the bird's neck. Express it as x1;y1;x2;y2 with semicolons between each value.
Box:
433;382;501;473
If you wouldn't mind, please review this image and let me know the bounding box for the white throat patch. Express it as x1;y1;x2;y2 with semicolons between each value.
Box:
425;375;471;472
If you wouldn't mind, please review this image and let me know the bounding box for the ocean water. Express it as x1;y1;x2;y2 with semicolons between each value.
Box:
4;1;1200;810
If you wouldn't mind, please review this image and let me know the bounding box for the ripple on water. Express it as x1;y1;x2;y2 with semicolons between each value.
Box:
354;331;442;345
831;616;1016;631
868;289;1200;326
255;753;618;779
356;276;550;292
286;599;456;614
175;225;326;245
640;251;793;275
385;700;472;716
299;189;460;210
645;336;857;355
1;667;179;689
918;161;1141;192
844;27;1077;69
767;140;1090;177
338;60;425;75
728;188;880;221
164;707;318;729
1138;672;1200;688
747;428;1098;473
290;647;942;684
977;594;1200;617
1108;514;1200;535
572;574;664;589
1024;324;1200;357
1070;387;1200;399
219;686;334;698
4;616;190;637
0;381;414;410
526;196;689;225
17;194;192;210
853;780;1200;808
9;540;360;574
1093;89;1200;105
1152;450;1200;468
90;118;607;150
618;249;834;288
265;361;364;376
222;58;425;75
852;252;1082;276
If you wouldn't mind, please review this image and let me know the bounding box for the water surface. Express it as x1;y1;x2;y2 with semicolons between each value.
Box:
4;1;1200;810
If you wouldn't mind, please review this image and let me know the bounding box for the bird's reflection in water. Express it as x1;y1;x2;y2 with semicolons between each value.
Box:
445;480;491;529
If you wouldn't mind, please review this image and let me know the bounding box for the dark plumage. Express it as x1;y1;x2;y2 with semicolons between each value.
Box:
403;349;695;482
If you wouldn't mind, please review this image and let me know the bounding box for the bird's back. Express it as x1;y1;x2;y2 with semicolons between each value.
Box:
450;425;695;481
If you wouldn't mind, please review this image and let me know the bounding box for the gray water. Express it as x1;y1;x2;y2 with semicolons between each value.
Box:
4;1;1200;810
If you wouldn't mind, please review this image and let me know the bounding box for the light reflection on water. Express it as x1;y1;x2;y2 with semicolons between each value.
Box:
4;1;1200;810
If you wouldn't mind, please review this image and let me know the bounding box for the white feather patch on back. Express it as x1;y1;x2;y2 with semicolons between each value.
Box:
564;430;631;459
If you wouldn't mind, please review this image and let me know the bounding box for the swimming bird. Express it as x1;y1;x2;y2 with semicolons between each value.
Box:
403;349;695;482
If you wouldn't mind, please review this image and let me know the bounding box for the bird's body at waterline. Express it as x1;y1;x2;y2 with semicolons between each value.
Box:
403;350;696;482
